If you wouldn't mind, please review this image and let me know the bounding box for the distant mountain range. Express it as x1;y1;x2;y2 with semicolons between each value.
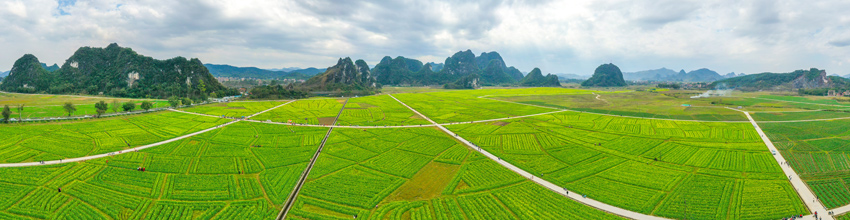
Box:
0;70;8;77
204;64;324;79
710;68;850;91
0;43;236;99
622;68;742;82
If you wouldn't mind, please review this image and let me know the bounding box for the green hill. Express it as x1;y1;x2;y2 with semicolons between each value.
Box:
204;64;308;79
519;68;561;87
709;68;850;91
582;63;626;87
0;43;237;99
301;57;378;95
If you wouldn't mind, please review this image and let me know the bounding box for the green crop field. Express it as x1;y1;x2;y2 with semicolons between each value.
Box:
251;98;345;125
336;94;430;126
751;110;850;121
0;121;328;219
0;112;229;163
287;127;623;220
0;92;168;118
760;119;850;208
183;101;290;118
2;87;848;219
495;91;749;121
447;111;807;219
392;91;556;123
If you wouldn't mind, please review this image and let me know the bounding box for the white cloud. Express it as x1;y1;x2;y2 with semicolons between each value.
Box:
0;0;848;76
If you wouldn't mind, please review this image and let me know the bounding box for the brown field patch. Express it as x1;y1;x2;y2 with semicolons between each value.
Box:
317;117;336;125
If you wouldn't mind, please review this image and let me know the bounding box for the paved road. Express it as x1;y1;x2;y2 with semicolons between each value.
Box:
745;112;832;220
0;101;296;168
389;94;668;220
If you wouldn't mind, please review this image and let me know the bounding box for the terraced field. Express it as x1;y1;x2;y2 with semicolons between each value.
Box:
446;111;807;219
0;111;230;163
287;127;623;220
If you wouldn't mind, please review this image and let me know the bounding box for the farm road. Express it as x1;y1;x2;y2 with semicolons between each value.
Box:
389;94;669;220
0;101;295;168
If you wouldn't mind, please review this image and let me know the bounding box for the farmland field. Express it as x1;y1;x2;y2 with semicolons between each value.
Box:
760;119;850;208
0;111;230;163
0;92;168;118
0;121;328;219
446;110;807;219
251;98;345;125
336;94;430;126
183;101;290;118
2;87;848;219
287;127;624;220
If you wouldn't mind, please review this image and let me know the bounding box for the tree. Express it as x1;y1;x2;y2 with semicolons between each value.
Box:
111;100;120;113
140;101;153;111
182;97;192;106
122;102;136;112
168;96;181;108
95;101;108;117
1;105;11;123
63;102;76;116
17;104;23;121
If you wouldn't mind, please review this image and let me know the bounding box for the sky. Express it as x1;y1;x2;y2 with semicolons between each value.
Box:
1;0;850;76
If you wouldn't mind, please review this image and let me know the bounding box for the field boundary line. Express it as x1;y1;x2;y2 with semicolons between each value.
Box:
276;99;348;220
389;94;668;220
746;112;832;219
167;109;221;118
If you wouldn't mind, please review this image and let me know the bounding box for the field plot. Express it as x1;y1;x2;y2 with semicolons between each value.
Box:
0;92;169;118
0;111;229;163
495;91;749;121
392;90;563;123
0;122;328;219
183;101;290;118
336;95;430;126
286;127;624;220
751;110;850;121
251;98;344;125
761;119;850;208
447;111;807;219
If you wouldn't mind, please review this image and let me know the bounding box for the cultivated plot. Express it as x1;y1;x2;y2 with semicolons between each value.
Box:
336;94;430;126
251;99;345;125
495;91;748;121
183;101;290;118
0;111;229;163
760;119;850;209
287;127;624;220
0;122;328;219
392;92;553;124
447;111;807;219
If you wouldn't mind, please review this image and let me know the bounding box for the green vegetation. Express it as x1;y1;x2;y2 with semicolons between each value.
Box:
0;121;327;219
761;119;850;208
183;101;290;118
287;127;623;220
710;68;850;91
519;68;560;87
251;99;344;125
751;110;850;121
336;95;430;126
0;111;229;163
582;63;626;87
447;111;807;219
495;91;749;121
0;43;237;99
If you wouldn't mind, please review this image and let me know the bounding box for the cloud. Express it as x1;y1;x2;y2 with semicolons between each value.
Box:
0;0;849;75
